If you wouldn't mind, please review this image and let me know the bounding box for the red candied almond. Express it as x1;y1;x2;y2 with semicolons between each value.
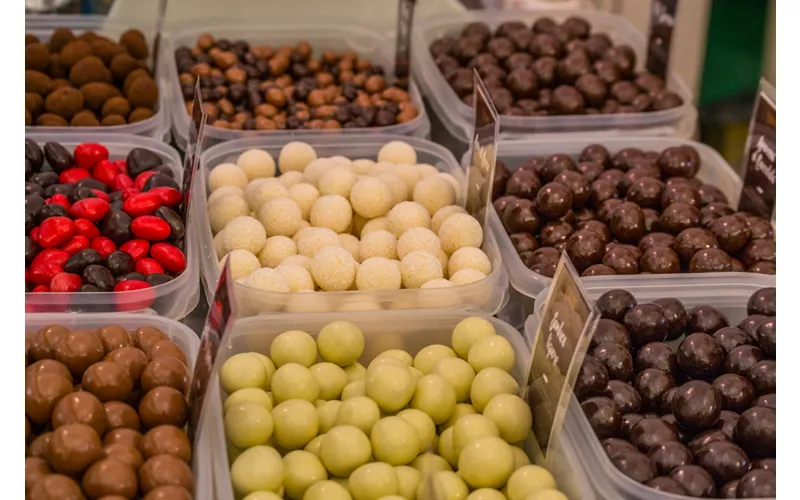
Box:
91;189;110;202
69;198;110;223
112;174;135;192
150;243;186;273
120;187;141;201
38;217;74;248
31;248;70;269
29;227;40;244
47;194;70;210
73;143;109;170
147;187;182;207
123;192;162;217
29;262;62;286
90;236;117;259
50;272;82;292
135;171;157;191
114;280;154;311
131;216;171;241
114;280;151;292
115;159;128;175
59;168;91;185
93;159;120;186
119;239;150;261
73;219;101;239
60;235;90;255
135;257;165;275
30;285;50;293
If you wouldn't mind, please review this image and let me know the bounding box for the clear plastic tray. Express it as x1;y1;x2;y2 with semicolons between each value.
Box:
525;282;775;500
193;134;509;315
25;312;211;499
25;16;170;141
474;136;776;329
413;9;698;150
161;23;431;153
25;133;200;320
203;309;596;500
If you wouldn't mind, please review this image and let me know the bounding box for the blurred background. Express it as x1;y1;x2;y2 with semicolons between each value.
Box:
26;0;776;171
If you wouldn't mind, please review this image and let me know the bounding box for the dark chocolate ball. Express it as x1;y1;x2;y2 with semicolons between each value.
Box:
646;476;688;495
566;229;605;272
712;374;756;413
557;50;591;85
688;305;729;334
551;85;585;115
648;441;692;475
738;315;769;343
626;178;664;210
672;380;722;431
610;80;639;104
697;183;729;205
638;232;675;252
574;73;607;107
650;298;687;340
744;216;775;240
635;73;666;95
536;182;574;219
670;465;717;498
689;248;733;273
611;450;657;484
735;406;775;458
610;147;644;171
462;22;491;42
747;287;776;317
592;342;634;382
640;246;681;274
652;90;685;110
447;68;475;97
582;264;616;276
604;380;642;414
528;33;562;58
505;169;542;199
610;202;646;244
509;233;538;254
577;220;611;244
553;170;590;208
636;342;677;375
581;396;622;438
709;215;751;255
602;45;636;78
532;56;558;88
677;333;724;380
502;199;541;234
624;304;669;347
592;319;631;350
747;360;775;395
593;59;621;85
750;458;776;472
575;354;610;401
700;202;735;228
506;68;538;98
601;246;639;275
660;203;701;235
674;227;720;264
755;319;775;359
737;469;776;498
538;221;573;247
589;179;619;209
657;146;700;178
715;410;740;441
493;195;519;215
724;345;764;377
576;161;604;183
596;289;637;322
585;33;613;59
603;436;638;458
630;417;679;453
579;144;611;168
712;327;751;354
661;184;702;209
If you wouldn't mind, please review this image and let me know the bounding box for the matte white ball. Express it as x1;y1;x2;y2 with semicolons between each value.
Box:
209;162;248;192
359;230;398;261
279;141;317;173
318;166;357;199
223;216;267;254
439;213;483;255
310;195;353;233
278;170;304;187
311;246;357;291
448;247;491;277
248;178;290;212
431;205;467;234
400;250;443;289
397;227;441;260
287;182;320;220
378;140;417;164
209;195;250;234
208;185;244;205
259;197;303;237
245;268;291;293
258;235;297;268
220;249;260;281
388;202;431;238
413;175;456;216
236;148;276;180
350;177;393;219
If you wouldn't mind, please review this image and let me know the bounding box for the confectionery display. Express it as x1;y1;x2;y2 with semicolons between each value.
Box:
576;287;776;498
492;143;776;278
25;139;187;295
25;27;158;127
428;17;684;116
174;36;419;131
207;140;493;294
219;317;567;500
25;323;194;498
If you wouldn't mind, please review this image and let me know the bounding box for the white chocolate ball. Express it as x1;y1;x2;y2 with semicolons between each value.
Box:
328;155;352;167
271;363;319;403
413;344;457;375
468;335;515;373
259;197;303;237
317;321;365;367
400;250;443;289
365;360;415;413
467;489;507;500
279;141;317;173
441;403;478;431
230;445;283;495
369;161;394;176
470;368;519;412
243;178;268;208
378;141;417;164
377;172;410;205
297;227;341;258
220;353;270;393
458;436;514;489
483;394;532;444
410;374;456;424
281;254;312;270
506;465;557;500
341;380;366;400
397;408;436;453
248;178;290;212
391;164;421;193
258;235;297;268
282;450;328;499
310;195;353;233
351;159;375;174
439;213;483;255
305;434;325;456
209;195;250;234
223;216;267;254
303;158;336;186
416;163;439;178
452;317;497;359
413;176;456;216
318;166;358;199
245;267;291;293
410;453;452;476
349;462;399;500
335;396;380;434
320;425;372;477
350;177;393;219
360;217;390;237
209;162;248;192
395;466;421;500
338;233;361;262
397;227;441;260
418;471;468;500
421;278;454;289
272;399;319;450
278;170;304;187
221;249;260;281
433;357;475;403
344;363;366;382
271;329;317;367
370;416;421;465
388;202;431;238
374;350;413;366
208;185;244;205
237;148;276;180
450;269;487;285
431;205;467;234
224;388;273;414
275;263;314;292
359;230;398;261
438;426;457;466
512;446;531;469
311;362;349;400
304;480;351;500
356;257;401;291
288;182;320;220
448;247;491;277
311;246;357;291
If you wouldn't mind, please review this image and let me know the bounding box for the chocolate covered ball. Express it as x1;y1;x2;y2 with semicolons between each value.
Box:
138;386;187;428
25;372;73;425
747;360;776;395
661;184;701;209
724;345;764;377
609;202;646;243
566;229;605;272
657;146;700;178
709;214;753;253
737;469;776;498
611;450;657;484
581;396;622;438
29;474;84;500
755;319;776;359
139;454;194;494
81;458;138;499
82;361;134;402
141;425;191;462
575;355;610;401
636;342;677;375
597;289;637;322
674;227;719;264
104;347;148;387
747;287;776;317
133;326;169;357
47;423;103;474
712;374;755;413
735;406;775;458
624;304;669;347
551;85;585;115
580;144;611;168
640;246;680;274
103;428;142;449
29;325;69;362
505;169;542;199
503;198;542;234
97;325;133;353
635;368;676;411
593;342;634;382
672;380;722;431
54;330;104;379
670;465;717;498
104;401;140;430
592;319;631;350
688;305;729;334
690;248;733;273
626;177;664;210
604;380;642;414
554;170;590;208
51;391;107;435
677;333;724;380
630;417;679;453
660;202;701;235
712;327;751;354
648;441;692;475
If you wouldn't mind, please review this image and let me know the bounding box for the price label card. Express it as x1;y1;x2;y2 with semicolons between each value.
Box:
524;253;598;459
188;259;236;441
466;69;499;230
394;0;417;88
180;79;208;217
738;79;776;220
646;0;679;79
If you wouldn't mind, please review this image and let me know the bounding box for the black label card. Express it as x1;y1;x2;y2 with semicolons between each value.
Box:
524;253;599;459
738;81;776;219
466;68;499;230
188;259;236;441
180;78;207;217
646;0;679;79
394;0;417;87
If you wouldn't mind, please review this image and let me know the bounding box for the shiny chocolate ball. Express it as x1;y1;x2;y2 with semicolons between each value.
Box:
581;396;622;438
593;342;634;381
597;289;637;322
672;380;722;431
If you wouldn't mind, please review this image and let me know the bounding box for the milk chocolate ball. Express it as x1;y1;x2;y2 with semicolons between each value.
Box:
28;474;84;500
81;458;138;499
26;359;72;382
148;340;187;366
138;386;188;428
133;327;169;357
141;425;191;462
29;432;52;458
141;357;190;396
104;443;144;470
54;330;104;379
104;401;140;430
139;454;194;494
26;372;73;424
143;485;193;500
29;325;69;362
97;325;133;352
82;361;133;402
25;457;52;493
103;428;143;449
47;423;103;474
51;391;107;435
104;347;148;387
